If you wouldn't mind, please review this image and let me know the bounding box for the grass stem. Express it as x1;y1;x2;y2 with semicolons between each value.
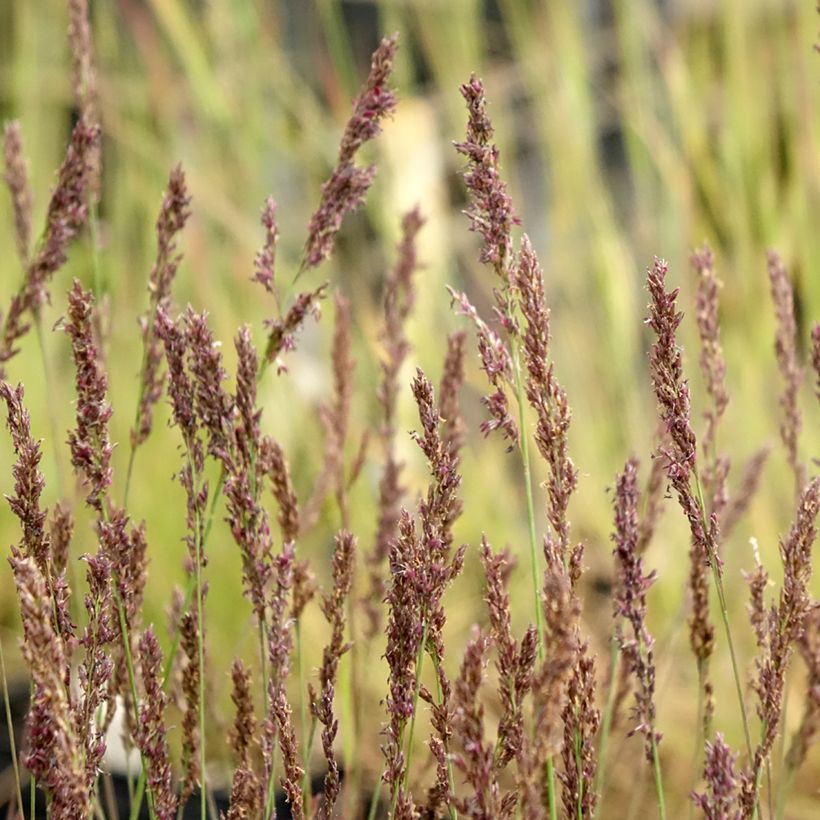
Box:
594;636;621;810
0;639;24;819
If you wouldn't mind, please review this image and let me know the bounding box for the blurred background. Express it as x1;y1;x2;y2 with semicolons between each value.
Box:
1;0;819;816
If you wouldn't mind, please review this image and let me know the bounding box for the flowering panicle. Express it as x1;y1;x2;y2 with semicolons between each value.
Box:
611;459;660;762
180;607;204;805
261;544;296;794
480;538;536;772
384;369;467;812
411;369;465;590
185;307;235;469
303;292;354;533
75;553;116;783
364;208;423;637
11;553;89;819
263;283;327;372
450;630;505;819
0;382;49;574
743;539;770;650
785;605;820;776
132;165;191;449
454;74;519;274
259;434;300;544
646;258;698;473
450;76;523;452
559;647;600;820
312;530;356;817
0;119;100;373
646;258;717;724
136;628;179;820
3;121;33;266
691;734;741;820
691;245;728;461
741;477;820;810
259;546;303;818
811;323;820;404
226;659;262;819
64;280;113;511
439;330;468;462
67;0;98;128
273;688;304;820
304;34;398;269
254;196;279;294
516;237;578;566
636;438;668;555
225;327;274;620
50;501;74;576
448;287;518;449
383;510;423;812
156;307;196;440
521;542;579;817
719;446;770;541
92;524;142;747
767;251;806;498
229;658;257;770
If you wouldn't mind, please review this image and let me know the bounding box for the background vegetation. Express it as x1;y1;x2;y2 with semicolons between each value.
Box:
1;0;819;816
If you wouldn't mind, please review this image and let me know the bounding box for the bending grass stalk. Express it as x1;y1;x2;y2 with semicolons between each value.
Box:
0;639;24;819
594;637;621;810
511;347;559;820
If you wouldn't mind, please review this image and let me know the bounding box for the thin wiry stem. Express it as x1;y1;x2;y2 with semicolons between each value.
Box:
593;638;621;809
512;343;558;820
649;735;666;820
0;638;24;818
693;471;754;761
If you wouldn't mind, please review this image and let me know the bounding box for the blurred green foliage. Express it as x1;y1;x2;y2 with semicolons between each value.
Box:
1;0;819;815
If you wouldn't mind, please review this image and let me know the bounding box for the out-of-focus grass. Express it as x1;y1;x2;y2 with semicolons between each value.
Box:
1;0;819;815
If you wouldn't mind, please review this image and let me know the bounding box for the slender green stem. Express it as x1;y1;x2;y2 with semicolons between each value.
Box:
511;349;545;654
649;735;666;820
511;347;558;820
693;472;754;760
263;743;278;820
775;764;796;820
546;758;558;818
0;639;24;819
367;767;384;820
594;637;621;810
190;477;208;820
